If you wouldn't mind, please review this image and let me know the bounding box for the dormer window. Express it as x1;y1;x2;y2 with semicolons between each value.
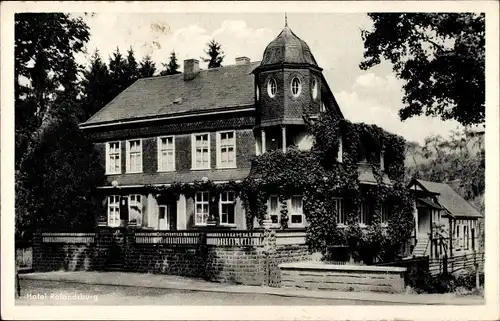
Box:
291;77;302;97
267;78;277;98
311;79;318;100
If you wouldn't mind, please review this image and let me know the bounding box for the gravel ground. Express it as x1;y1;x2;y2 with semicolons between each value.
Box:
16;279;400;306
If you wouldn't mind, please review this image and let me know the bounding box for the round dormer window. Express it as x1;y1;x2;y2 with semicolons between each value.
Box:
311;79;318;100
267;78;277;98
291;77;302;97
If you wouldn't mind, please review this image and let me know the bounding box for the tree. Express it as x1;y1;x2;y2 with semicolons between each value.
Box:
80;49;112;121
15;13;90;167
138;54;156;78
159;50;181;76
360;13;485;126
16;101;105;238
108;46;128;98
202;39;225;69
124;46;139;84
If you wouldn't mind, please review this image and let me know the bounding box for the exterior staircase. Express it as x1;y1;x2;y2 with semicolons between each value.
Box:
412;237;430;257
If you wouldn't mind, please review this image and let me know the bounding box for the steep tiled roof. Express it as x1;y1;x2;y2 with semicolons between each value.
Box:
416;179;482;218
104;168;251;187
260;26;318;66
82;62;260;126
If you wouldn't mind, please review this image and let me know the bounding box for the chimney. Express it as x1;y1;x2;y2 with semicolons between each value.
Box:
183;59;200;81
235;56;250;65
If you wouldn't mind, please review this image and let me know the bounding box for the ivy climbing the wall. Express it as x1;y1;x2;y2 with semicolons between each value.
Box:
240;112;414;263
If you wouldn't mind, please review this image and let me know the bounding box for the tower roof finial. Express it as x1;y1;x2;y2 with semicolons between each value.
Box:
285;12;288;27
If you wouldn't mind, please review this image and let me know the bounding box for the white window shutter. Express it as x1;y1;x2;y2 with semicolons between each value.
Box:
216;132;221;168
126;141;130;172
105;143;110;173
191;135;195;169
138;140;143;172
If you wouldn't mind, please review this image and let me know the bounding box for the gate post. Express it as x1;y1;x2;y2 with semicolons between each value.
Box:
263;218;277;286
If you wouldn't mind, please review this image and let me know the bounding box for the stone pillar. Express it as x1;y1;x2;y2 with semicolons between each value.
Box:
261;128;266;153
32;231;42;271
177;194;187;230
281;125;286;153
147;194;158;229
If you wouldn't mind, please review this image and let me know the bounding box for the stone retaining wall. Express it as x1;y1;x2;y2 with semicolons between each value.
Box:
279;261;407;293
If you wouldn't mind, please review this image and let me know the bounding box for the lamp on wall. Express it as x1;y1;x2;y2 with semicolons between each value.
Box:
111;180;119;188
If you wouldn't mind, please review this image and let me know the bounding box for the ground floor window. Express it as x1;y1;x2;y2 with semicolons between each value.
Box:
360;201;372;225
333;198;345;225
128;194;142;225
108;195;120;227
289;195;304;226
268;195;280;225
381;203;390;224
195;191;209;225
219;191;235;225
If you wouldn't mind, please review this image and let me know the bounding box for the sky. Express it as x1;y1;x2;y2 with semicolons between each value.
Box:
75;12;462;145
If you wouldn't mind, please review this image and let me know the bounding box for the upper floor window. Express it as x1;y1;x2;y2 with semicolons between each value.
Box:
219;191;235;225
289;195;304;226
195;191;209;226
129;194;142;225
291;77;302;97
107;195;120;227
268;195;280;226
320;102;326;113
126;139;142;173
334;198;346;225
311;79;318;100
337;136;343;163
267;78;277;98
217;131;236;168
192;133;210;170
158;136;175;172
106;142;121;175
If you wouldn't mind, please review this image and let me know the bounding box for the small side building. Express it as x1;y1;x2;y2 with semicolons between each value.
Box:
407;178;483;259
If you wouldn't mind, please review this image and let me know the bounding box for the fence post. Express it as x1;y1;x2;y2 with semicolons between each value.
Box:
474;250;480;289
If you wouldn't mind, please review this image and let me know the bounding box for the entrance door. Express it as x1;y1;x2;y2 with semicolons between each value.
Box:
417;207;430;238
158;203;177;230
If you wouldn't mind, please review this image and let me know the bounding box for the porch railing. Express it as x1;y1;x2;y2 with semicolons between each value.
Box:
41;232;95;244
134;231;204;245
206;231;264;246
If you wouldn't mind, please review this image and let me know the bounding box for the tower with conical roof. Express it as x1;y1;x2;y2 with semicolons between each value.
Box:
252;20;343;154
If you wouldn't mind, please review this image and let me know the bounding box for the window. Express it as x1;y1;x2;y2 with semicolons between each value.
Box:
195;191;209;225
268;195;280;225
158;136;175;171
291;77;302;97
107;195;120;227
219;191;235;225
464;226;469;249
360;201;372;225
289;195;304;226
320;102;326;113
217;131;236;168
311;79;318;100
128;195;142;225
337;136;343;163
267;78;277;98
106;142;121;174
381;203;390;224
192;134;210;169
256;85;260;101
126;139;142;173
334;198;345;225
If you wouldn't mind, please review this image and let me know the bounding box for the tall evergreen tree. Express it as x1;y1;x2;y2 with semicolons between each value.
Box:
124;46;139;84
108;46;128;97
159;50;181;76
138;54;156;78
80;49;112;120
202;39;225;69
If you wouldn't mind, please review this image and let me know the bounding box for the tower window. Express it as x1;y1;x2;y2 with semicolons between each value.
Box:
267;78;277;98
291;77;302;97
312;79;318;100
